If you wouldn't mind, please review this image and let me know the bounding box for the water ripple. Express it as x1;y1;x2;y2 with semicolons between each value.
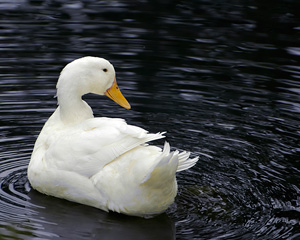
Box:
1;0;300;239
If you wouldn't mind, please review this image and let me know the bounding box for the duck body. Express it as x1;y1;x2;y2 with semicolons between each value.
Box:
28;57;198;217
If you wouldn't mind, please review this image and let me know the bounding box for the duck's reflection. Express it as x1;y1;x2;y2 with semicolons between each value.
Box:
27;189;175;240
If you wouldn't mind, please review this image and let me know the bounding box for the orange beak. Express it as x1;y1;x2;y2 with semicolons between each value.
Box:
105;78;131;109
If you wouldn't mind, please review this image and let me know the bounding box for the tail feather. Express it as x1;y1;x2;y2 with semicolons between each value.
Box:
177;151;199;172
142;142;199;184
141;142;177;184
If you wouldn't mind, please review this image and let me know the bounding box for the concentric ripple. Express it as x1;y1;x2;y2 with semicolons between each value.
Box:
0;146;58;239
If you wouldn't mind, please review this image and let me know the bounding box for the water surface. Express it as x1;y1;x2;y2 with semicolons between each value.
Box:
1;1;300;239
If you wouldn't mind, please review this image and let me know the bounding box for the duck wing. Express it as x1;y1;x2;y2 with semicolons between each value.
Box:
44;117;165;177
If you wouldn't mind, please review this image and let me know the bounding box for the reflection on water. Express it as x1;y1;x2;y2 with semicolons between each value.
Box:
28;191;174;240
1;0;300;239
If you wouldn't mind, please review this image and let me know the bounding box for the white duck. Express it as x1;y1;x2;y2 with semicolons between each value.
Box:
28;56;198;217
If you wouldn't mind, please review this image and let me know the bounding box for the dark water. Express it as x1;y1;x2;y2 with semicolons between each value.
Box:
1;0;300;239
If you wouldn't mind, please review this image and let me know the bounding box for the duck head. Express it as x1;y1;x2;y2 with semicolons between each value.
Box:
57;56;131;109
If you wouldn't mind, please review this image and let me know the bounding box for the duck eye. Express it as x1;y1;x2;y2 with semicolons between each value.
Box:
103;68;108;72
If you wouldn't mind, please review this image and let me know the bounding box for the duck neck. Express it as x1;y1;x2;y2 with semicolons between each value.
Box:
57;88;93;125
